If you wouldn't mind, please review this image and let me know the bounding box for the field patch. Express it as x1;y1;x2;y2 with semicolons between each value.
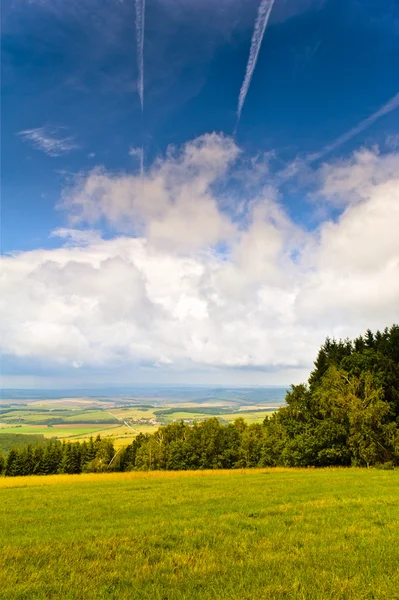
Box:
221;410;276;424
0;423;120;439
110;407;157;421
61;410;120;423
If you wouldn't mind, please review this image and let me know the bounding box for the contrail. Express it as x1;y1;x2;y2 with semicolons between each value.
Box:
129;146;144;176
135;0;145;111
139;147;144;177
308;92;399;162
236;0;276;126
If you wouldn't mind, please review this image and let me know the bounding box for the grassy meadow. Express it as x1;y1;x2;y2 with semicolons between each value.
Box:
1;468;398;599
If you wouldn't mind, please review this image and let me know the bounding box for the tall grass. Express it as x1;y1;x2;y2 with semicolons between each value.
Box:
0;467;294;488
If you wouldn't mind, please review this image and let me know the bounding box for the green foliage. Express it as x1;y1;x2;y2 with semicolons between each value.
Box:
0;433;45;453
310;325;399;416
1;436;117;477
264;325;399;467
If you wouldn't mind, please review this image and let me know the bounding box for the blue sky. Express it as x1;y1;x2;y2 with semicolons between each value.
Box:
1;0;399;388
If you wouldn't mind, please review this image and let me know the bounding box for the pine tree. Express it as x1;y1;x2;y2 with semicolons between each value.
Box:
61;443;74;474
32;445;44;474
5;448;20;476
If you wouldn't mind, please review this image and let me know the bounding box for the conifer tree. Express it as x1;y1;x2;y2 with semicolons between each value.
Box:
5;448;20;476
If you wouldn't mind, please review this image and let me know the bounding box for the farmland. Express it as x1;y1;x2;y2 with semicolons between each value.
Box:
1;468;398;599
0;387;284;448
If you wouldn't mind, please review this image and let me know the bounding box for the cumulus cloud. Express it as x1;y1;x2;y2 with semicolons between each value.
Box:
61;133;239;251
1;136;398;380
316;148;399;205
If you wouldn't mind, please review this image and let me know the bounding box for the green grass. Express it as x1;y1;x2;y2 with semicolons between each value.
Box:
0;424;119;438
221;410;275;424
0;409;118;424
160;411;212;422
1;468;398;599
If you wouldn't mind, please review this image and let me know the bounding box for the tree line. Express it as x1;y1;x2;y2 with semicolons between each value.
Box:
1;325;398;476
0;436;117;476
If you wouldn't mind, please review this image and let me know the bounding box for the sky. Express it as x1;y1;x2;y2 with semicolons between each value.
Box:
1;0;399;388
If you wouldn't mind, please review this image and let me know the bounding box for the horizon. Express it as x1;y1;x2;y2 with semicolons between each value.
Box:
1;0;398;388
1;383;289;391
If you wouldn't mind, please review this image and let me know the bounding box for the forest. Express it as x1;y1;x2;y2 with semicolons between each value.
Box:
1;324;398;476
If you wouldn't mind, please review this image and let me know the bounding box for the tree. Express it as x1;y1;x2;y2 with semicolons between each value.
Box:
135;436;163;471
119;434;149;471
32;445;44;475
260;416;287;466
5;448;21;476
237;424;264;467
20;444;35;475
345;372;393;466
270;326;399;467
42;441;62;474
86;438;115;472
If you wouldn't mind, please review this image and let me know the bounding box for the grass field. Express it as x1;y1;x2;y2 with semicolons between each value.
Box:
160;411;213;422
0;424;120;438
1;468;398;599
110;407;157;420
221;410;275;424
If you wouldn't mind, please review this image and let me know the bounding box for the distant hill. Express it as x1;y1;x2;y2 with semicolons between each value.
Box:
0;385;288;405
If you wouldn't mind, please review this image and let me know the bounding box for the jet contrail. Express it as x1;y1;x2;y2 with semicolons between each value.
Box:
129;145;144;176
139;146;144;177
308;92;399;162
135;0;145;111
236;0;276;126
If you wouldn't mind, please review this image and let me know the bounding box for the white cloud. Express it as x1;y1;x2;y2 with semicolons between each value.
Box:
1;136;398;381
317;148;399;206
61;133;239;251
51;228;103;246
18;127;78;156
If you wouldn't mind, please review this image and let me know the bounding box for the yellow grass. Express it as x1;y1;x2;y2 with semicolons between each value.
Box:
0;467;299;488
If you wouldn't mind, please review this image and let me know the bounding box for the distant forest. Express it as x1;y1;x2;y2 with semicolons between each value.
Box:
1;325;398;476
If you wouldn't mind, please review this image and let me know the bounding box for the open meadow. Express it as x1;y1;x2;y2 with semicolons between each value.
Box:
1;468;398;599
